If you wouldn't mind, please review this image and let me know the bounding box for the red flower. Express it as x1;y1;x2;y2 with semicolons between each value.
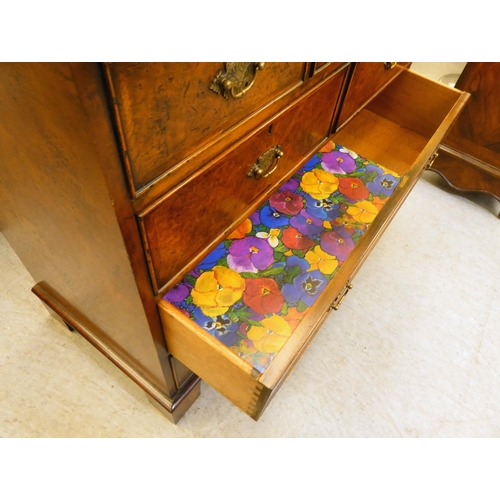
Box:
243;277;284;315
338;177;369;201
282;227;315;251
269;190;303;215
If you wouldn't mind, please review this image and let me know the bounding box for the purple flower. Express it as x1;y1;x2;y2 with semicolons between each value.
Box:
320;231;355;261
367;173;399;196
290;209;324;236
227;236;274;273
193;309;238;347
321;151;356;174
304;195;340;220
198;242;226;270
164;283;190;303
279;177;299;192
260;206;289;228
282;270;327;306
250;211;261;226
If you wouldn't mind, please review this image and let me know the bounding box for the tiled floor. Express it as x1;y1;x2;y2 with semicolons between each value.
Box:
2;63;499;437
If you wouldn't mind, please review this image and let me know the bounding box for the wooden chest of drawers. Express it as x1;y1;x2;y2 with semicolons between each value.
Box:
0;62;468;422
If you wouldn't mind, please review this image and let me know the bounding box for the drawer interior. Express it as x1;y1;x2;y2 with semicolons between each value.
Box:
158;68;469;420
334;68;467;178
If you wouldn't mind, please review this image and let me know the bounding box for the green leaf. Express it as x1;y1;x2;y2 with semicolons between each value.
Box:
246;319;263;327
352;233;362;244
240;272;259;279
235;309;253;319
185;275;196;286
294;250;305;259
228;311;239;322
281;302;289;316
185;296;193;305
379;193;387;200
364;169;379;183
287;265;302;282
274;243;288;254
296;300;309;313
262;266;284;277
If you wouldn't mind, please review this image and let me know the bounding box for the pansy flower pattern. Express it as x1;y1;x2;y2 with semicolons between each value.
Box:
163;142;401;373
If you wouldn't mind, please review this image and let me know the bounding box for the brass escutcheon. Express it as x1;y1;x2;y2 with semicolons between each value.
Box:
384;62;397;70
247;145;284;179
210;62;265;99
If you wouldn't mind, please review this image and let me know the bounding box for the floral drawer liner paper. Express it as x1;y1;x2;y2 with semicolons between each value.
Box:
164;141;401;374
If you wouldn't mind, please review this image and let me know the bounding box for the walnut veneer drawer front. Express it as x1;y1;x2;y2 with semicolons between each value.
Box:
337;62;409;128
105;62;305;194
140;69;346;294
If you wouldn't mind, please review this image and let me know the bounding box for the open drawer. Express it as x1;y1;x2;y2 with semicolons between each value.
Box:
158;68;469;420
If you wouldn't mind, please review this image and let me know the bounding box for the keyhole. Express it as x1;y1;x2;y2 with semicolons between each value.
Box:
268;124;273;136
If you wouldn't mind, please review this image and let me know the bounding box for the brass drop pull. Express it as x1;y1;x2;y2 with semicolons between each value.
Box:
425;151;439;169
331;282;353;311
384;62;397;70
248;145;284;179
210;62;266;100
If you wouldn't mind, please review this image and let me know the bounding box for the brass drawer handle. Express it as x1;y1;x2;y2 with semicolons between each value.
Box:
425;151;439;169
248;145;284;179
210;62;265;99
384;62;397;70
331;282;353;311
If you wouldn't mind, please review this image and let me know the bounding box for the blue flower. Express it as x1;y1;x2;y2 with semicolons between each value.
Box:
304;194;340;220
193;309;238;347
282;270;328;307
367;173;399;196
297;155;320;174
286;255;309;273
260;206;290;228
197;242;226;270
366;163;384;177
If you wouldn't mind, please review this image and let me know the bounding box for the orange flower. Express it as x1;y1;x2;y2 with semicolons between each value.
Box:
371;196;386;212
319;141;335;153
227;218;252;239
285;307;306;330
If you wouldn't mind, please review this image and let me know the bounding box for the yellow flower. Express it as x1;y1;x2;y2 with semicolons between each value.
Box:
305;245;339;274
300;169;339;200
191;266;245;316
246;315;292;354
346;200;379;224
230;339;258;359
